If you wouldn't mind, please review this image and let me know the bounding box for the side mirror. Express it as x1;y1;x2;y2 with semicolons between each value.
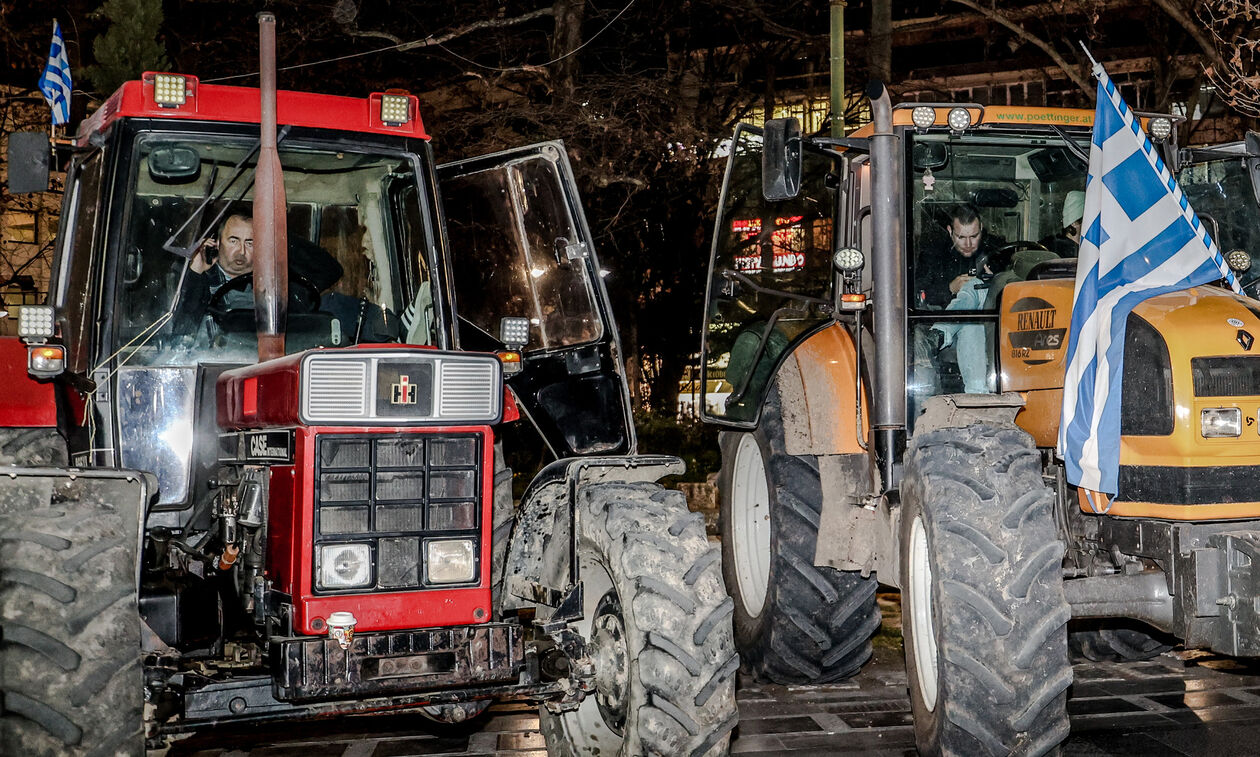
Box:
762;118;802;201
1246;131;1260;208
7;132;51;193
148;144;202;184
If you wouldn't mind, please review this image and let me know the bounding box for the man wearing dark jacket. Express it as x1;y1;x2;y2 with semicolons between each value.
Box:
916;204;1004;308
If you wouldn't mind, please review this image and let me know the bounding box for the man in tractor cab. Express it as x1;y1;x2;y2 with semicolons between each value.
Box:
172;212;256;331
172;211;348;336
916;203;1005;307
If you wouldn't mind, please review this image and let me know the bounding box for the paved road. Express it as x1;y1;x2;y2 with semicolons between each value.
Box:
166;640;1260;757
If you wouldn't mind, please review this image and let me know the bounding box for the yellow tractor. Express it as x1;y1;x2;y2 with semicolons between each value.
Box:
701;85;1260;756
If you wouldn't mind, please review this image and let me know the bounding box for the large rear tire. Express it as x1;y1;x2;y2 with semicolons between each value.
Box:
0;474;144;756
718;386;880;684
900;423;1071;757
539;482;738;756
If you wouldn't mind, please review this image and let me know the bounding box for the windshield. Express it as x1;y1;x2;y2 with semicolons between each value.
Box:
910;132;1089;310
1178;154;1260;295
117;134;438;366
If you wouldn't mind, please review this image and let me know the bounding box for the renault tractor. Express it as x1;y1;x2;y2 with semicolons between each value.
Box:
700;83;1260;756
0;18;737;755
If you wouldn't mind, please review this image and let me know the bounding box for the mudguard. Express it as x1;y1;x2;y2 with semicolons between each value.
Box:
776;324;868;456
502;455;684;615
0;338;60;428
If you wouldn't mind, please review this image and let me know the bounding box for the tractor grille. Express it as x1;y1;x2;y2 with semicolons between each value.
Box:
1121;314;1174;436
307;361;368;418
313;433;482;593
1192;356;1260;397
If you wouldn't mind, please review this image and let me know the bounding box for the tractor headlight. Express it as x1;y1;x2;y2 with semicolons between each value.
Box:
380;94;411;125
1226;248;1252;273
911;106;936;130
1201;407;1242;438
318;543;372;589
947;107;972;133
1148;116;1173;142
426;539;476;584
833;247;865;273
152;73;188;106
18;305;55;340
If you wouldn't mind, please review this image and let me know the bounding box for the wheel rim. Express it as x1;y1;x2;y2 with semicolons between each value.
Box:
590;591;630;735
563;549;627;751
730;433;772;617
908;514;939;712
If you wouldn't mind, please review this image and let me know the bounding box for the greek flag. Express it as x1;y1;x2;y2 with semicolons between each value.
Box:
38;20;72;126
1058;63;1238;498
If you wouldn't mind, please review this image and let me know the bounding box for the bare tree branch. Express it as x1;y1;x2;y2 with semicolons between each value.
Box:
947;0;1094;97
396;8;556;53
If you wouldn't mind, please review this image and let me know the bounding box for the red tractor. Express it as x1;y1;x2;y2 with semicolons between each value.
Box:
0;20;736;756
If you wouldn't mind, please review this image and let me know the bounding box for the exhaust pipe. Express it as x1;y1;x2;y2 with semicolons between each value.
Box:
866;81;905;483
253;12;288;362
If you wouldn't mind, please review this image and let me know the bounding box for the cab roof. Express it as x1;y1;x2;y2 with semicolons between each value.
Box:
77;72;429;144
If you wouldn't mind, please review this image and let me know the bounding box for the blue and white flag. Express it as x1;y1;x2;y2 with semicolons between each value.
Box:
1058;63;1238;498
38;20;72;126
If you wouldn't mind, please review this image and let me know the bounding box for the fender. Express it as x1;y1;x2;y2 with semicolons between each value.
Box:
0;337;60;427
775;323;868;456
502;454;684;615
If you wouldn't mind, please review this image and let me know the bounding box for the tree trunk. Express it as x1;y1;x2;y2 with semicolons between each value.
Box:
551;0;584;101
868;0;892;85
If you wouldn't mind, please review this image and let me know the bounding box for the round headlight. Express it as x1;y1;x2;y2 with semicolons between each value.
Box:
911;106;936;129
833;247;865;273
319;543;372;589
1226;248;1252;273
947;107;972;132
1148;117;1173;142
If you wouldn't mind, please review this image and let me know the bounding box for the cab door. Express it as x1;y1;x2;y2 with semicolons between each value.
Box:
701;124;842;427
439;143;634;457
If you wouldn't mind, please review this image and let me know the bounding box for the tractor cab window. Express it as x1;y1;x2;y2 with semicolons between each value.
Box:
906;132;1088;421
1178;152;1260;298
702;125;837;424
442;150;603;352
116;134;437;367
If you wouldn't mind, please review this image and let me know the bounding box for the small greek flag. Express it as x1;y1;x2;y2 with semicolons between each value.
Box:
38;20;72;126
1058;62;1238;498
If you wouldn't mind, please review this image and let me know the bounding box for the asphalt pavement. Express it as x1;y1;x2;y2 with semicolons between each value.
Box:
166;598;1260;757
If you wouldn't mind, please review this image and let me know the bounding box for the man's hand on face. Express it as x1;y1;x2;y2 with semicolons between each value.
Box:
190;237;218;274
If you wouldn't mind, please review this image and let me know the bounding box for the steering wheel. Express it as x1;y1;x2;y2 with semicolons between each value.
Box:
976;241;1048;281
206;272;322;330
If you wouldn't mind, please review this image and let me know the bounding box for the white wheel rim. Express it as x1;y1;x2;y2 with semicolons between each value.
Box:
908;514;939;712
730;433;772;617
563;549;625;751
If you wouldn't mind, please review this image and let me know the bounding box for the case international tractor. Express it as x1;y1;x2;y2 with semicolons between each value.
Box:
0;17;736;756
700;82;1260;756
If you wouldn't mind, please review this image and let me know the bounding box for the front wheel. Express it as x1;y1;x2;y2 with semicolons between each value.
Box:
901;424;1072;757
539;482;738;756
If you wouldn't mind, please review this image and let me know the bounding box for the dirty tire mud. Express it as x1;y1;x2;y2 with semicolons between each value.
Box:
539;482;738;756
0;475;143;756
901;423;1071;757
0;427;67;466
718;387;879;684
1069;621;1173;662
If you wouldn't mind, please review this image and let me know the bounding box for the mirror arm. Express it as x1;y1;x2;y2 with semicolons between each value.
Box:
812;136;870;154
721;269;832;308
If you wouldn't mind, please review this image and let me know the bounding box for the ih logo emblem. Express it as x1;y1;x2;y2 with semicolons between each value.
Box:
391;375;417;405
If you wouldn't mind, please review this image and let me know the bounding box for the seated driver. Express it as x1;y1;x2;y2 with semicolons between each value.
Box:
172;213;254;331
916;203;1005;307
